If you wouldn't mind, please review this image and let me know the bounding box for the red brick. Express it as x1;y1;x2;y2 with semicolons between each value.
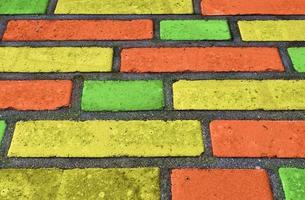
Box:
0;80;72;110
201;0;305;15
171;169;273;200
120;47;284;72
2;20;153;41
210;120;305;158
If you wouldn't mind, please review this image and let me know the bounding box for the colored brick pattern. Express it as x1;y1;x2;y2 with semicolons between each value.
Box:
279;168;305;200
0;0;49;14
82;80;164;111
0;0;305;199
239;20;305;41
0;47;113;72
55;0;193;14
160;20;231;40
173;80;305;110
0;80;72;110
171;169;273;200
210;120;305;158
3;20;153;41
8;120;204;157
201;0;305;15
288;48;305;72
0;168;160;199
121;47;284;72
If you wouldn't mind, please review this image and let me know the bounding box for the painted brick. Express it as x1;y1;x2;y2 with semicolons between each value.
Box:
173;80;305;110
0;47;113;72
55;0;193;14
0;80;72;111
239;20;305;41
160;20;231;40
121;47;283;72
3;20;153;41
288;48;305;72
82;80;164;111
8;120;204;157
279;168;305;200
0;0;48;14
0;168;160;200
201;0;305;15
0;121;6;146
171;169;273;200
210;120;305;158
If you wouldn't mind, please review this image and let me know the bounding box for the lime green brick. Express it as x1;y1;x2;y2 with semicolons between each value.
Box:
288;48;305;72
0;168;160;200
8;120;204;157
0;121;6;146
82;80;164;111
0;0;49;14
279;168;305;200
160;20;231;40
55;0;193;14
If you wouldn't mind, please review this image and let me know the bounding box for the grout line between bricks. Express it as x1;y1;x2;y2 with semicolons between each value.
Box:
160;168;171;200
279;47;295;73
228;19;242;42
153;18;161;40
268;168;286;200
192;0;202;15
47;0;58;15
112;47;121;72
163;79;173;110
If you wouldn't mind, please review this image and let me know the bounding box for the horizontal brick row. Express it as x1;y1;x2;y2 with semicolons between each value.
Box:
2;119;305;158
8;120;203;157
3;19;305;42
0;167;303;200
4;79;305;111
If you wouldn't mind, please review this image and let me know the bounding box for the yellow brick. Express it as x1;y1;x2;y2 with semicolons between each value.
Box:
238;20;305;41
8;120;203;157
0;168;159;200
0;47;113;72
173;80;305;110
55;0;193;14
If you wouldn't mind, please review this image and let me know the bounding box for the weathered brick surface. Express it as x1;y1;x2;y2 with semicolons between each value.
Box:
0;0;304;199
3;20;153;41
171;169;273;200
201;0;305;15
0;168;160;199
121;47;284;72
8;120;203;157
0;80;72;110
210;120;305;158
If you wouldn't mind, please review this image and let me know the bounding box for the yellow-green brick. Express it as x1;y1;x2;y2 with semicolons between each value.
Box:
238;20;305;41
0;47;113;72
8;120;204;157
55;0;193;14
0;168;160;200
173;80;305;110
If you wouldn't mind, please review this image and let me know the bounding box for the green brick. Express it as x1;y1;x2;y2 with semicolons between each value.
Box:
279;168;305;200
0;168;160;200
0;121;6;146
160;20;231;40
0;0;49;14
82;80;164;111
288;48;305;72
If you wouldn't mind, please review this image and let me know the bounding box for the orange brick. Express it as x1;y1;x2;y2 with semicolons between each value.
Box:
121;47;284;72
0;80;72;110
210;120;305;158
201;0;305;15
3;20;153;41
171;169;273;200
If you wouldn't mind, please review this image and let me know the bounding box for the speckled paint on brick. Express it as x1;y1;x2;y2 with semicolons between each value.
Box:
8;120;204;157
173;80;305;110
55;0;193;14
239;20;305;41
0;121;6;146
160;20;231;40
0;0;49;14
288;47;305;72
0;168;160;200
0;47;113;72
279;168;305;200
82;80;164;111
